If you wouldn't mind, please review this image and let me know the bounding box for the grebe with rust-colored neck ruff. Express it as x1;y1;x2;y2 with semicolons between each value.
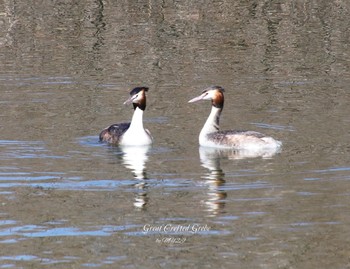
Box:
99;87;153;146
188;86;282;150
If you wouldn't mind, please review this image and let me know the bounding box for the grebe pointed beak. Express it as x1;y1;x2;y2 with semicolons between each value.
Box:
123;95;137;105
188;94;205;103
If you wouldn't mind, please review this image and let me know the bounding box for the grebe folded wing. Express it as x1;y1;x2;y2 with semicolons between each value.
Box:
207;130;281;149
99;122;130;144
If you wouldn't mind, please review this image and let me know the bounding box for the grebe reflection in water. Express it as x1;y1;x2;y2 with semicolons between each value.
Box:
199;147;228;216
121;145;151;209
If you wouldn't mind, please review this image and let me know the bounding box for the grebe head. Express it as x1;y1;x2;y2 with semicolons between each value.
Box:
124;86;149;111
188;86;224;108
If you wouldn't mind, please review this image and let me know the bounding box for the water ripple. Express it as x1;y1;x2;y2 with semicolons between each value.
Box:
0;140;66;160
0;224;139;239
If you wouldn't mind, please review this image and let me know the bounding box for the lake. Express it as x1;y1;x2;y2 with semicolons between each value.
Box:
1;1;350;268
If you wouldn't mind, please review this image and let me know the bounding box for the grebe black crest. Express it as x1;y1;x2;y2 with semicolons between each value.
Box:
99;86;153;146
188;86;282;151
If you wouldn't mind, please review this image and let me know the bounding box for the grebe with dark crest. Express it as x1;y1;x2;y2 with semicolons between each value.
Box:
99;87;153;146
188;86;282;151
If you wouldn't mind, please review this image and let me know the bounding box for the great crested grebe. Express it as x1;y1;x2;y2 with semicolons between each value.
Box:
99;87;153;146
188;86;282;150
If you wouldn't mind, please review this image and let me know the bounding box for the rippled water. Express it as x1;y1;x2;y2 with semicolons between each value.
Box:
1;1;350;268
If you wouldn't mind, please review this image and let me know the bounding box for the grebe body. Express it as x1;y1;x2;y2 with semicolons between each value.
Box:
99;87;153;146
188;86;282;150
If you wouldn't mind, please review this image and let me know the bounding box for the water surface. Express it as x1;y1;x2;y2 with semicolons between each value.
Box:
1;1;350;268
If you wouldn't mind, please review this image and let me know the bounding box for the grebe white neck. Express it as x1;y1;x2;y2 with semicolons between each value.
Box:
199;106;222;146
120;107;152;146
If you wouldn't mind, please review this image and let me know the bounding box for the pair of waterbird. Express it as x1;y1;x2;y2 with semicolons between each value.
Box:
99;86;282;150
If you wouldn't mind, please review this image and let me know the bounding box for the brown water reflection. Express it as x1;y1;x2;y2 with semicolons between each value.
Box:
1;1;350;268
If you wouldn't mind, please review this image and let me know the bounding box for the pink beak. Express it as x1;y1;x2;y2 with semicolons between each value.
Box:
188;94;204;103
